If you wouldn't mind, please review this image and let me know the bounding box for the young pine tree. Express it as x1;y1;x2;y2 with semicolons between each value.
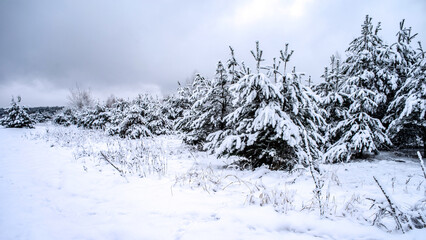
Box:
106;98;130;135
147;96;172;135
115;95;152;139
281;67;326;164
384;20;422;148
389;19;418;90
186;61;233;147
162;83;192;129
324;57;349;122
206;42;315;170
76;103;111;130
383;20;418;127
314;56;350;150
325;16;392;162
1;96;34;128
176;73;210;143
387;41;426;153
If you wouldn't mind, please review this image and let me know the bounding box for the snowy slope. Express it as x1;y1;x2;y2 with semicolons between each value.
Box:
0;125;425;239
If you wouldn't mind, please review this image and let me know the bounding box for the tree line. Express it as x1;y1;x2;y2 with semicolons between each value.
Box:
1;15;424;170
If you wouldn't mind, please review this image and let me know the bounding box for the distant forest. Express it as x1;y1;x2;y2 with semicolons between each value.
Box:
0;106;63;121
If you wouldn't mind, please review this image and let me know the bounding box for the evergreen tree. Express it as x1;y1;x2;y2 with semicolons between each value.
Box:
325;84;392;162
117;105;151;139
206;42;325;170
175;73;209;138
53;107;77;126
325;16;392;162
315;56;349;123
206;73;300;169
388;19;418;91
111;95;152;139
187;61;233;147
345;15;395;120
387;41;426;153
106;98;130;135
384;20;421;148
1;96;34;128
314;56;350;149
77;103;111;130
211;61;233;130
144;94;172;135
162;86;191;128
282;68;326;163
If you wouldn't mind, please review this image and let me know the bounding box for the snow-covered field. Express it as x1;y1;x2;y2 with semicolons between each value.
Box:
1;125;425;240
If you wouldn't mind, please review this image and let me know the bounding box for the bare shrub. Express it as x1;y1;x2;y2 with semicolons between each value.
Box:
68;84;94;110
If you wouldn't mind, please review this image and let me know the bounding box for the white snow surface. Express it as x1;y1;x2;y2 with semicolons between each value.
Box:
1;125;425;239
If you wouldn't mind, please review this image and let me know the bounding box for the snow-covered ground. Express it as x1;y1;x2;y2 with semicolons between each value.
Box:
1;125;425;240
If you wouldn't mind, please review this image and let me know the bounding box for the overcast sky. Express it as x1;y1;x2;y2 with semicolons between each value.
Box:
0;0;425;107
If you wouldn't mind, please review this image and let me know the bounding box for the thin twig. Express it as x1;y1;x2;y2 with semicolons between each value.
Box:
417;151;426;180
99;151;128;182
304;130;324;216
373;176;405;233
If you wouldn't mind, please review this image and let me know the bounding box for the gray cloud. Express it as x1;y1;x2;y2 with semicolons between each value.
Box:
0;0;425;107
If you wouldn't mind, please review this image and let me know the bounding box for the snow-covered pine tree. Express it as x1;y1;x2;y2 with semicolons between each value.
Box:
383;20;422;148
29;111;51;124
106;98;130;135
111;95;152;139
325;16;392;162
75;107;91;128
277;44;325;162
346;16;395;120
176;73;209;140
206;42;314;170
92;105;112;130
144;95;172;135
281;67;326;164
186;61;233;148
77;103;111;130
313;66;330;97
313;56;350;151
162;86;191;127
1;96;34;128
387;41;426;153
316;55;349;124
325;84;392;162
393;20;418;84
390;20;418;88
53;108;77;126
